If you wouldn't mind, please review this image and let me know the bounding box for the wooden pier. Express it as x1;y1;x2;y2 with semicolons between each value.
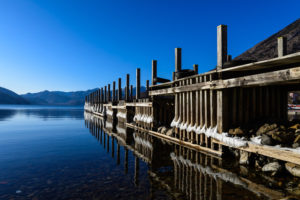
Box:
85;23;300;166
84;113;289;199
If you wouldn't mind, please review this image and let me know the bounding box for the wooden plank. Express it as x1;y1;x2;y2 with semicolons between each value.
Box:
149;66;300;96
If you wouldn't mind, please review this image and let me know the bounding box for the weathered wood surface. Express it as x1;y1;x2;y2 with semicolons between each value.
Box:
149;66;300;96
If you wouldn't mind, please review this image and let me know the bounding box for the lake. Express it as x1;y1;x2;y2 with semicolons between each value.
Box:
0;105;293;199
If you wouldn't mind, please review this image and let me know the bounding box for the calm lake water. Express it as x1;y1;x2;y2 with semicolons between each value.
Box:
0;105;295;199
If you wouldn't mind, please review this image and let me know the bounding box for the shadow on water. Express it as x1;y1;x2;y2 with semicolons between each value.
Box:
84;112;295;200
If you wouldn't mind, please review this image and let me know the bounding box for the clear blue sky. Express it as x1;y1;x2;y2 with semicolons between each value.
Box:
0;0;299;94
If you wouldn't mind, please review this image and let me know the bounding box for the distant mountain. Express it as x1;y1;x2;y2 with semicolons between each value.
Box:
0;86;147;106
234;18;300;61
20;86;146;106
0;87;30;105
21;89;97;106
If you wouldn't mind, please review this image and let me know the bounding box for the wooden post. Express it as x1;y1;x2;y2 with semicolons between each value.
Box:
108;84;111;102
136;68;140;99
152;60;157;86
113;81;116;102
232;88;237;125
130;85;133;100
118;78;122;101
278;37;287;57
239;88;243;124
193;64;198;74
126;74;130;101
146;80;149;97
104;86;107;103
175;48;182;73
217;90;228;133
217;25;227;70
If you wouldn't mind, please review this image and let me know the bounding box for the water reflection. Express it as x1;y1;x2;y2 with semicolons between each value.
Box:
0;105;83;121
84;112;289;200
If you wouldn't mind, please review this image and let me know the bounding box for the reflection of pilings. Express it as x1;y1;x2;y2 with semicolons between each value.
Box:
117;143;120;165
107;134;110;153
124;147;128;174
112;137;115;158
134;157;139;186
104;132;106;149
100;123;103;144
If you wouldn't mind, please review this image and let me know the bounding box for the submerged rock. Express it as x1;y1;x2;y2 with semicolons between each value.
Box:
262;162;281;172
285;162;300;177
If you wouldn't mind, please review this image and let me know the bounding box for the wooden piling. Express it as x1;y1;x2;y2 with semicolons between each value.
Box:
136;68;140;99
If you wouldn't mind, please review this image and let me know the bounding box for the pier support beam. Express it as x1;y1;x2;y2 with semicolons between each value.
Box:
152;60;157;86
136;68;140;99
118;78;122;101
278;37;287;57
108;84;111;102
104;86;107;103
217;90;228;133
126;74;130;101
217;25;227;70
113;81;116;102
175;48;182;75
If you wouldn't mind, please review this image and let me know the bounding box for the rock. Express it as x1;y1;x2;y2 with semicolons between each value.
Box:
292;143;300;148
157;126;163;133
285;162;300;177
239;166;248;175
294;135;300;143
229;127;244;135
265;128;279;136
161;126;167;134
166;128;173;137
256;123;277;136
239;151;250;165
271;134;283;143
262;162;281;172
296;129;300;134
261;134;273;145
290;124;300;130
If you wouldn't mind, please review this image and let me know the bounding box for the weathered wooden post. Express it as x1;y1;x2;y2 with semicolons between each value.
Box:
108;84;111;102
101;87;103;103
193;64;198;74
278;36;287;57
216;24;228;134
113;81;116;102
104;86;107;103
136;68;140;99
118;78;122;101
146;80;149;97
126;74;130;101
152;60;157;86
217;25;227;70
175;48;182;74
130;85;133;100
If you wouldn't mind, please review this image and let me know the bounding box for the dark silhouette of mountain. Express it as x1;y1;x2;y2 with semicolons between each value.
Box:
234;18;300;61
20;86;146;106
0;87;30;105
21;89;97;106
